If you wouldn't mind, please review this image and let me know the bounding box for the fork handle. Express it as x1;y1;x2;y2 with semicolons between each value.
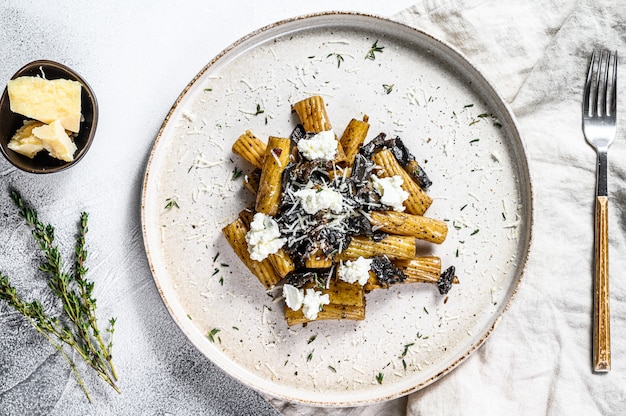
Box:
593;195;611;372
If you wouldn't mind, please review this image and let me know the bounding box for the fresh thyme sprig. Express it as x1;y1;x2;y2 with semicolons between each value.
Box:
0;190;119;402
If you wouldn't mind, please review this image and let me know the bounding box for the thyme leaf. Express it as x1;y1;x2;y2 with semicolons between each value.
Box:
165;198;179;210
376;372;384;384
208;328;221;343
231;166;243;180
366;40;384;60
327;53;344;68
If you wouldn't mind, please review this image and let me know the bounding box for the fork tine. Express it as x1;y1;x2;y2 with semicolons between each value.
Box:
584;49;598;116
610;51;618;117
600;50;609;117
597;50;612;116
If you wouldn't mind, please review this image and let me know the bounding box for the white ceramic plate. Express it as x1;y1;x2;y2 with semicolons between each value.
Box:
141;12;532;406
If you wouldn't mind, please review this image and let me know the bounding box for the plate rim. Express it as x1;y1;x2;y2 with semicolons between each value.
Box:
140;10;534;407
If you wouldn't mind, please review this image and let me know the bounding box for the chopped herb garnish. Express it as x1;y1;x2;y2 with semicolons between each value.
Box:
307;335;317;344
187;314;192;320
502;212;507;221
232;166;243;180
307;350;314;362
219;277;224;286
460;204;468;211
477;113;490;118
469;138;480;144
423;306;429;314
204;88;213;92
327;53;344;68
328;365;337;373
207;328;221;343
383;84;394;94
376;372;384;384
366;40;384;60
212;268;219;276
254;104;264;115
164;198;179;210
464;104;474;108
213;252;220;262
232;326;239;330
401;342;415;358
402;359;407;370
471;229;480;236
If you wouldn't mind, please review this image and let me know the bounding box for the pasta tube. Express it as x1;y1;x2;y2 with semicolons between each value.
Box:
292;95;347;164
255;136;291;216
396;256;442;284
268;249;296;278
372;148;433;215
222;218;281;289
284;279;366;326
340;116;370;166
335;235;416;261
292;95;333;133
369;211;448;244
284;303;366;326
232;130;266;169
242;169;261;195
304;250;333;269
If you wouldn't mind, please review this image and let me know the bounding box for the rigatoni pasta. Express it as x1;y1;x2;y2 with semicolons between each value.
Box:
222;95;456;326
255;136;291;216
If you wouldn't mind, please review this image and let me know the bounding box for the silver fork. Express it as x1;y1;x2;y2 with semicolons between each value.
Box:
583;49;617;372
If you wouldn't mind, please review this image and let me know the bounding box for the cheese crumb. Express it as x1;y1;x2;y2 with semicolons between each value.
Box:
294;186;343;215
283;285;329;321
301;288;330;320
282;284;304;310
297;130;337;161
245;213;285;261
371;175;409;212
339;257;373;286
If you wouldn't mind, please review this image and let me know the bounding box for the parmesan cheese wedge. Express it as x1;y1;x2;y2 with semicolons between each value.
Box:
7;76;82;133
7;120;46;158
32;120;78;162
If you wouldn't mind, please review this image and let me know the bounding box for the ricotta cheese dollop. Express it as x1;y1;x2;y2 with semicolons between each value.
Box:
245;212;286;261
282;284;304;311
301;288;330;320
294;186;343;215
338;256;373;286
296;130;337;161
283;285;329;321
371;175;409;212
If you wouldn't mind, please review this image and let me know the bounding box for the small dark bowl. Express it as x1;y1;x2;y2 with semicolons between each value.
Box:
0;60;98;173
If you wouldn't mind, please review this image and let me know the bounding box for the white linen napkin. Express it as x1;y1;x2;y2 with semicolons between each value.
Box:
270;0;626;414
